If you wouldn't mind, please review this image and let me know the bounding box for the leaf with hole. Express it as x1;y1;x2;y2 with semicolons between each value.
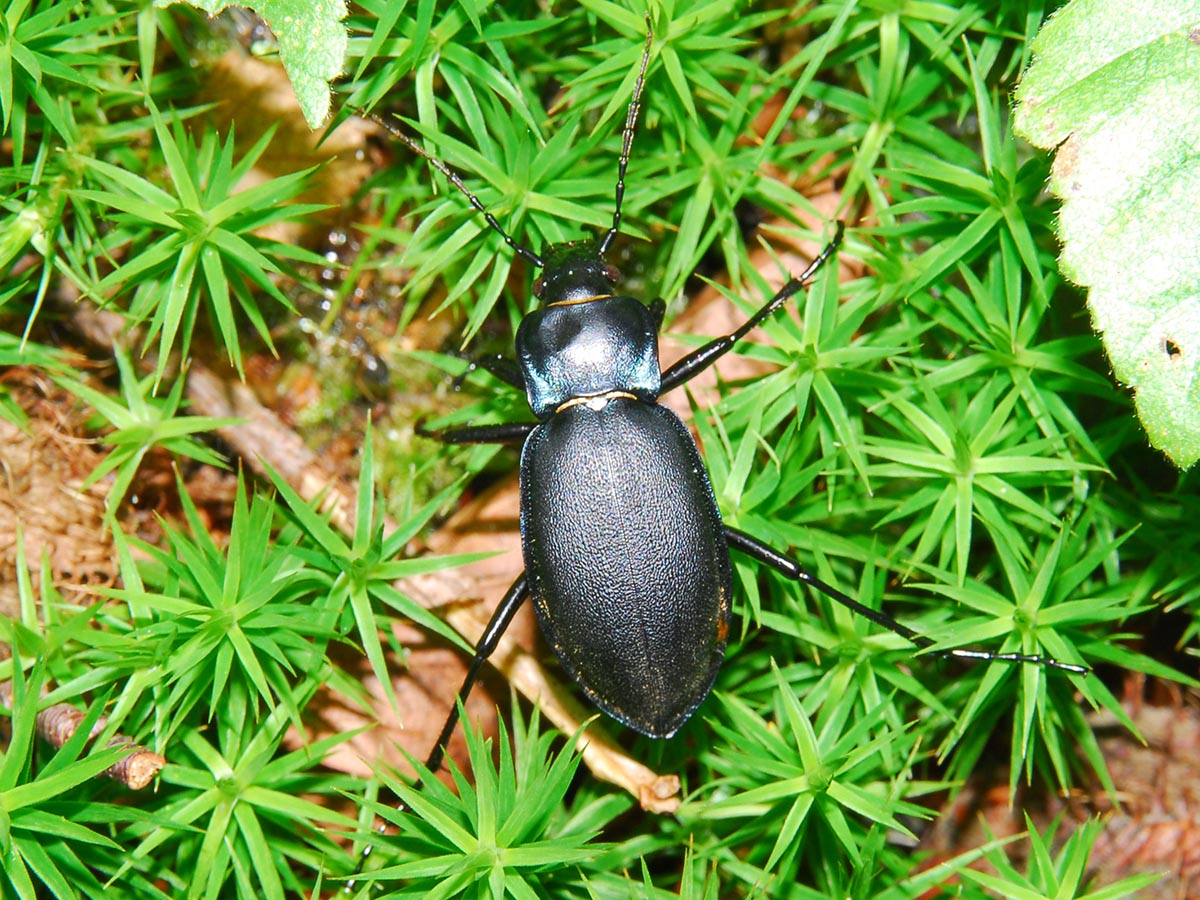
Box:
1014;0;1200;467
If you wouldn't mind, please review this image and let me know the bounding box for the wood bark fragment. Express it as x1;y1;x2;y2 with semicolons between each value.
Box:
0;680;166;790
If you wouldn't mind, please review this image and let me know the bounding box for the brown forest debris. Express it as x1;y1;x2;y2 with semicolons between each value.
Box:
0;680;166;790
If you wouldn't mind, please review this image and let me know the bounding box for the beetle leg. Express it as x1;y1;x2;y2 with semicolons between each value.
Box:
350;574;531;887
724;526;1088;674
453;353;525;391
416;419;536;445
648;297;666;332
659;222;845;394
424;573;531;775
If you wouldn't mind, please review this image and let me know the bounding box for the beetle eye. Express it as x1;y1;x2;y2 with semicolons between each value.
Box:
532;276;545;298
604;263;620;283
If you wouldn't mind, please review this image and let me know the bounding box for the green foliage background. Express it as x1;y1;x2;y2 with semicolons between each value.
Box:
0;1;1192;898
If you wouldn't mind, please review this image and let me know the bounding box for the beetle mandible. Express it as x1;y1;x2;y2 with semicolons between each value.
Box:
355;18;1086;880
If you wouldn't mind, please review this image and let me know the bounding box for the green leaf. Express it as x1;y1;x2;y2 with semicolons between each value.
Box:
154;0;347;128
1013;0;1200;467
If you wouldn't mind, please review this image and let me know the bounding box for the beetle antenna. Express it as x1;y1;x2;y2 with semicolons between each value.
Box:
598;18;653;258
368;111;546;269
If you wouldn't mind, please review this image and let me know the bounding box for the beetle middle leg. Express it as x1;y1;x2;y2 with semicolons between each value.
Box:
405;417;539;765
349;422;539;887
409;422;537;767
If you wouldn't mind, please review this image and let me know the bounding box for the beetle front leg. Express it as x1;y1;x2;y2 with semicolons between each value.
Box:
659;222;845;393
648;297;666;331
453;352;525;391
417;419;536;445
350;573;531;887
724;526;1087;673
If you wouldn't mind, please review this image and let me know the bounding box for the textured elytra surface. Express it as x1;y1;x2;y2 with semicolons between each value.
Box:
519;400;731;738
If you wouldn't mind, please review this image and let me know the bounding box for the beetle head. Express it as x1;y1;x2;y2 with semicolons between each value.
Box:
533;240;620;305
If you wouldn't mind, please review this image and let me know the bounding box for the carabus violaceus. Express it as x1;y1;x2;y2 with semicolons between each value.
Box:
350;18;1086;884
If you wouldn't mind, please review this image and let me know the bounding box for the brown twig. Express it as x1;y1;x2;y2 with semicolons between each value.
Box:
0;680;166;790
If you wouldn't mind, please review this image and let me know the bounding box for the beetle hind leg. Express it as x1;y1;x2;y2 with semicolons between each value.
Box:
422;573;531;776
349;574;531;885
724;526;1087;674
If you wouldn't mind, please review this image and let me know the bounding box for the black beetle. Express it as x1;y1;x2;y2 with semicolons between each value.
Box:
353;20;1085;881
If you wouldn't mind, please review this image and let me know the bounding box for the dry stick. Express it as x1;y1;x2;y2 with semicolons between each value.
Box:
0;680;166;790
183;363;680;812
